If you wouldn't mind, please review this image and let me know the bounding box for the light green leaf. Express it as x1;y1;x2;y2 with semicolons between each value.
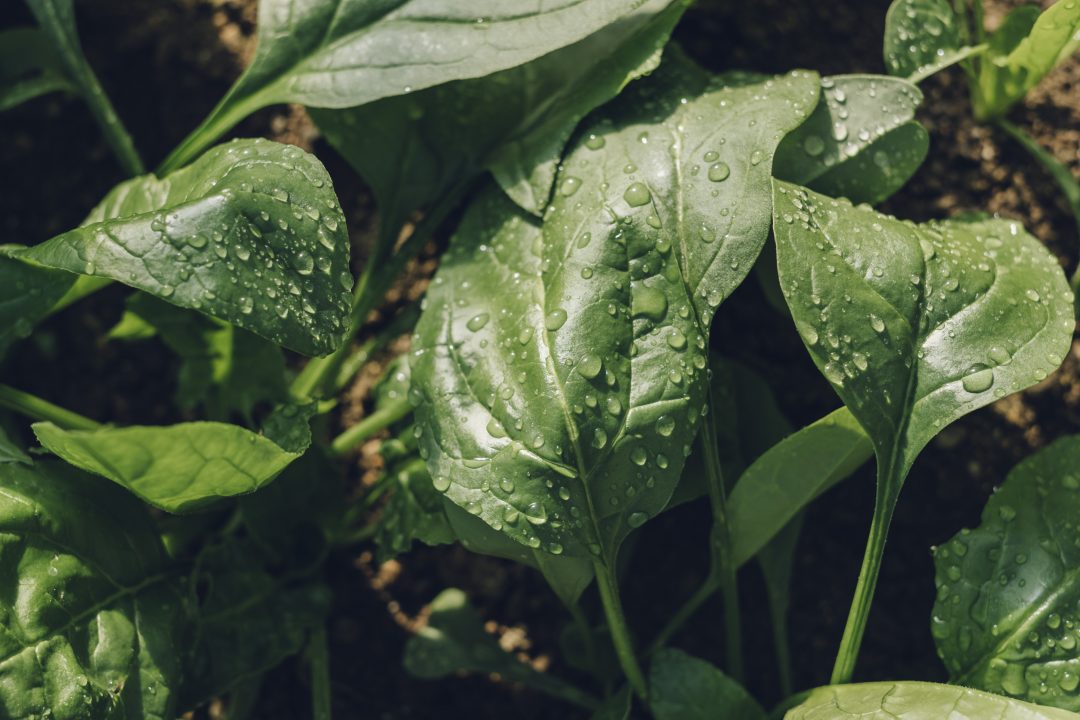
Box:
9;139;351;357
0;461;183;720
774;75;928;205
974;0;1080;119
883;0;969;80
773;181;1073;512
410;54;818;563
784;682;1080;719
313;0;686;218
163;0;687;172
32;406;313;512
728;407;872;567
649;648;765;720
0;27;75;111
404;588;599;708
933;436;1080;709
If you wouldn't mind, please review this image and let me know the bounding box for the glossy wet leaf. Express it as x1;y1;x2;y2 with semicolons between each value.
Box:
649;648;765;720
728;407;872;567
0;460;183;720
32;404;313;512
932;436;1080;709
312;0;686;218
774;75;928;205
883;0;967;80
164;0;685;171
404;588;598;707
10;139;351;357
410;54;818;562
974;0;1080;119
773;181;1073;510
784;681;1080;719
375;458;455;562
0;27;75;111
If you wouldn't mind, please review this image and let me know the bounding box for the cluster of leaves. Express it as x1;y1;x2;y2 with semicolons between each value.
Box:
1;0;1079;718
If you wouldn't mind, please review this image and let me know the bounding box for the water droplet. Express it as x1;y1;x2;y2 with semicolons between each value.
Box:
628;512;648;528
656;415;676;437
577;353;603;379
545;308;568;331
708;162;731;182
293;251;315;275
433;475;451;492
524;502;547;525
585;133;605;150
467;313;490;332
623;182;652;207
962;364;994;393
592;428;608;449
869;314;886;333
560;177;582;196
630;447;647;466
803;135;825;156
500;478;515;494
666;328;687;350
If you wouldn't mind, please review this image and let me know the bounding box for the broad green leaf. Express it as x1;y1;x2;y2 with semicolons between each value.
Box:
9;139;351;357
728;407;872;567
773;181;1073;513
0;257;73;360
0;27;75;111
0;425;31;465
987;6;1041;57
932;436;1080;709
974;0;1080;119
375;458;455;562
410;54;818;563
32;405;314;512
312;0;686;218
883;0;968;80
774;76;928;205
179;539;330;708
649;648;765;720
163;0;686;172
784;682;1080;719
0;461;183;720
404;588;599;708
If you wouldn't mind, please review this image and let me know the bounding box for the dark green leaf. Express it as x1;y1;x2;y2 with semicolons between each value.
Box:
987;6;1041;57
0;425;31;465
410;54;818;564
774;75;928;205
590;688;631;720
0;27;75;111
933;436;1080;708
649;648;765;720
0;257;74;360
773;181;1073;511
883;0;966;80
32;408;313;512
375;458;455;562
312;0;686;217
783;682;1080;719
0;461;183;720
10;139;351;357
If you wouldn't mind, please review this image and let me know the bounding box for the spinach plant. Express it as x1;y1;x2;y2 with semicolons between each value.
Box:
2;0;1079;718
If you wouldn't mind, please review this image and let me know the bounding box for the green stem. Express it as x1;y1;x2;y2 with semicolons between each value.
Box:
329;398;412;456
593;560;647;702
334;302;421;392
995;119;1080;294
310;625;332;720
75;64;143;176
648;576;718;654
0;384;100;430
830;491;895;684
157;91;268;175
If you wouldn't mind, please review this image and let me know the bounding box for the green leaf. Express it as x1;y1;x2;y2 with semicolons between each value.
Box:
375;457;455;562
774;75;928;205
31;406;313;512
987;6;1041;57
883;0;967;80
163;0;688;172
404;588;598;708
0;256;75;360
932;436;1080;708
784;682;1080;719
179;539;330;708
410;54;818;564
0;27;75;112
728;407;872;567
312;0;687;218
773;181;1073;512
649;648;765;720
0;460;183;720
974;0;1080;119
0;425;31;465
9;138;351;357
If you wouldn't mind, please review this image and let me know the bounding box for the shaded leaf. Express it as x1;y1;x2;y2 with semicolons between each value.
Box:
0;256;74;360
933;436;1080;709
590;687;631;720
10;139;351;357
649;648;765;720
0;425;31;465
0;27;75;111
375;457;455;562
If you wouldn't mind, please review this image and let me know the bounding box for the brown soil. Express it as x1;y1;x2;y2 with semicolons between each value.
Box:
2;0;1079;718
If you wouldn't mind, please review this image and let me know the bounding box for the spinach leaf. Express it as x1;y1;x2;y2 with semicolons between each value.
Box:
375;457;455;562
410;54;818;564
9;139;351;357
404;588;599;710
883;0;972;81
649;648;765;720
312;0;687;218
162;0;686;172
933;436;1080;709
0;460;183;719
31;402;314;512
0;257;75;361
784;682;1080;719
774;75;928;205
0;27;75;112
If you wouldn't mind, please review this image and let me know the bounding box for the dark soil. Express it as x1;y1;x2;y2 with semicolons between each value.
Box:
2;0;1079;718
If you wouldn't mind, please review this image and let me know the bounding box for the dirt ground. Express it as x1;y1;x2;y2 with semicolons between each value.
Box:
2;0;1079;718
